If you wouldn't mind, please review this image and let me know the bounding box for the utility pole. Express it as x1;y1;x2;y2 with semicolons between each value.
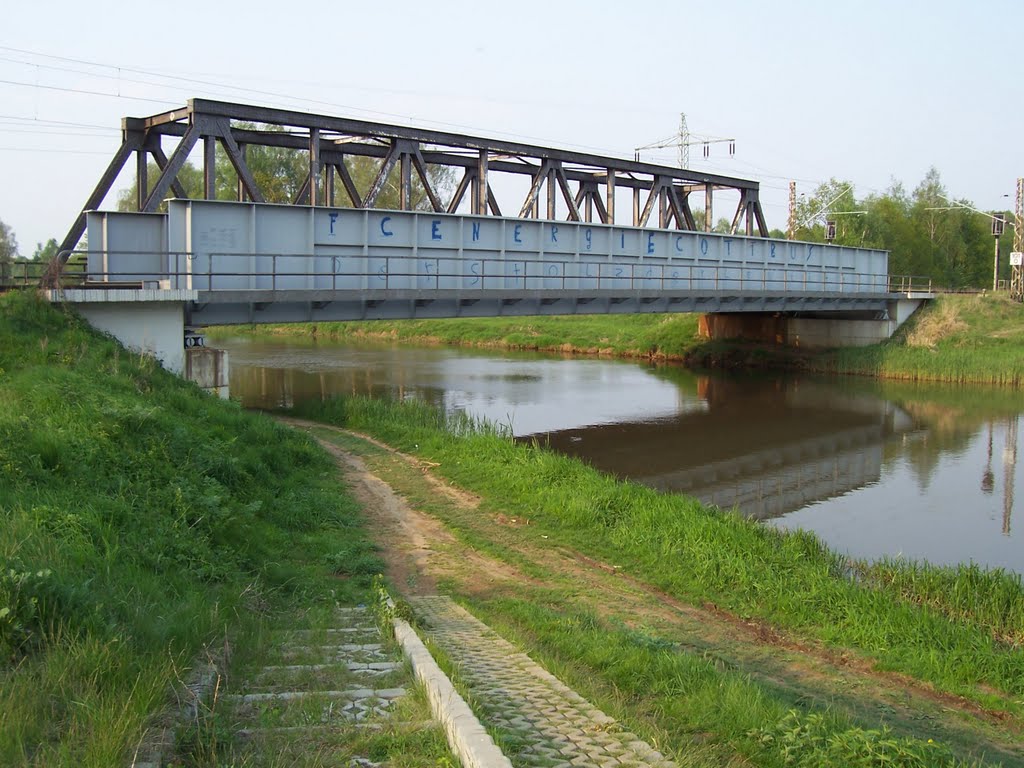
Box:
1012;177;1023;302
993;213;1006;292
678;113;689;170
787;181;797;239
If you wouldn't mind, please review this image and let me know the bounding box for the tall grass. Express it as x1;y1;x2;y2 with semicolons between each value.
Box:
472;597;985;768
215;293;1024;386
293;395;1024;711
821;294;1024;386
0;292;380;765
210;313;704;359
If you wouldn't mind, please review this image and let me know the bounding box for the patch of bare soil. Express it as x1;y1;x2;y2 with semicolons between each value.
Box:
277;417;515;596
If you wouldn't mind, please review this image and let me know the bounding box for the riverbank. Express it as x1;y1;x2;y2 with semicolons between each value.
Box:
210;293;1024;386
0;293;385;764
5;291;1021;765
286;404;1024;767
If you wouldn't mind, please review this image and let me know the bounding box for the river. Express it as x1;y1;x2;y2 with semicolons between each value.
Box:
217;336;1023;575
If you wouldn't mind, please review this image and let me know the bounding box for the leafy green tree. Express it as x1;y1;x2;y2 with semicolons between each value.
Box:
31;238;60;264
0;218;18;283
793;178;859;243
1;218;18;259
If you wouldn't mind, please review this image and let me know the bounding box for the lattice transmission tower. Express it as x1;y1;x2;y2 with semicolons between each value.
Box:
1012;177;1023;302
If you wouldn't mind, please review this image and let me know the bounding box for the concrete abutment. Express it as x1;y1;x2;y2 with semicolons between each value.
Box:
698;298;928;349
48;289;229;398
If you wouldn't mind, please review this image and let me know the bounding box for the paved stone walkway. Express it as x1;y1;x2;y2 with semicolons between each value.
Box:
218;605;435;767
410;596;677;768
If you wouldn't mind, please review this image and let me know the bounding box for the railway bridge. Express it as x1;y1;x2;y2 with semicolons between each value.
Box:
46;99;931;394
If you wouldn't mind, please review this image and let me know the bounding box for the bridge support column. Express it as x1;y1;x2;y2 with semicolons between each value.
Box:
699;300;928;349
46;288;229;397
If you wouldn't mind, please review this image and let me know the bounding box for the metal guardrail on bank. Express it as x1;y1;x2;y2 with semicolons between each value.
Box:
41;249;935;296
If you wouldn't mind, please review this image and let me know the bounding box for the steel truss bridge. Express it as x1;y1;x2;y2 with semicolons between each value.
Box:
46;98;929;360
59;98;773;259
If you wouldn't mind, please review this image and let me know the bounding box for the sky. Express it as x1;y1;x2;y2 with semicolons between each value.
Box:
1;0;1022;255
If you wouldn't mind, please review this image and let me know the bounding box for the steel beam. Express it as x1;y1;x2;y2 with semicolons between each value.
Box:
151;143;189;200
309;128;322;207
411;146;444;213
705;183;713;233
58;133;141;259
143;123;200;212
203;136;216;200
185;98;760;190
363;142;400;208
64;99;775;254
136;144;148;211
217;123;264;203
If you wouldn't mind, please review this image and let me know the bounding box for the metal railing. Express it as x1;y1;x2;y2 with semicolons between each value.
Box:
45;249;915;296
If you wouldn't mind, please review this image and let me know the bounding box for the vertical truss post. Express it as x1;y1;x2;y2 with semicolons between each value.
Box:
473;150;489;215
632;187;640;226
310;128;322;207
203;135;217;200
400;145;412;210
326;163;335;207
606;171;616;225
546;166;557;220
136;145;148;211
705;183;713;233
237;144;248;201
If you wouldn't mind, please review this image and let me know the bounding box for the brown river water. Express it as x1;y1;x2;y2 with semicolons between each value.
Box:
216;336;1023;575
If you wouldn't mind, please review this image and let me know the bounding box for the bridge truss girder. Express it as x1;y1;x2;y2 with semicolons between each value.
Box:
59;98;769;260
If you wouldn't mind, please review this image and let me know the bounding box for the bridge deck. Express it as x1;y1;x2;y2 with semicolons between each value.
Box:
186;287;901;325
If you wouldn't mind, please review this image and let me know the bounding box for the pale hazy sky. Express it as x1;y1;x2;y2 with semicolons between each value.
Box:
1;0;1021;253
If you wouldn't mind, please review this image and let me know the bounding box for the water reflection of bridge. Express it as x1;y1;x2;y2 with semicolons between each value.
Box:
537;378;917;520
643;425;884;520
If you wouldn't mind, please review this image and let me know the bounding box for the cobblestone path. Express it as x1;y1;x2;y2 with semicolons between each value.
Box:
411;596;677;768
217;606;440;767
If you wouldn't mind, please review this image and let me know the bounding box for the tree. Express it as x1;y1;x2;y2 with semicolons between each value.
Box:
0;218;18;260
32;238;60;263
793;178;859;243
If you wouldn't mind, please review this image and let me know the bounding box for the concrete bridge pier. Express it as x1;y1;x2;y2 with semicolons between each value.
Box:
698;298;928;349
49;288;230;398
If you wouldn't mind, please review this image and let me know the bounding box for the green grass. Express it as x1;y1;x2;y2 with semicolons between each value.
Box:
313;425;1010;767
209;313;704;359
212;293;1024;385
819;294;1024;386
0;292;387;765
290;396;1024;716
473;598;984;768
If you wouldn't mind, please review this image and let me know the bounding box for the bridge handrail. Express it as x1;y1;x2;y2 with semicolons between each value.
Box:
42;248;914;296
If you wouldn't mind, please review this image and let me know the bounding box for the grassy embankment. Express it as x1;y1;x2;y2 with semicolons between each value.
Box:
214;293;1024;386
292;396;1024;767
0;292;395;765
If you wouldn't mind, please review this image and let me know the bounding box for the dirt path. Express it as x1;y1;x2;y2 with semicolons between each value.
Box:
278;417;1024;766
